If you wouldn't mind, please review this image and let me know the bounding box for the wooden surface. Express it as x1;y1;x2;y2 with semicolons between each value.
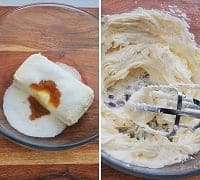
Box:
102;0;200;179
102;164;200;180
0;6;98;179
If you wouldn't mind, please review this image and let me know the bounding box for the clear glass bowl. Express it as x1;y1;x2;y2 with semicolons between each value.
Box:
101;0;200;178
102;151;200;179
0;3;98;150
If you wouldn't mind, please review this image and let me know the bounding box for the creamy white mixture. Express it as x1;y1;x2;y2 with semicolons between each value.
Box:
101;8;200;168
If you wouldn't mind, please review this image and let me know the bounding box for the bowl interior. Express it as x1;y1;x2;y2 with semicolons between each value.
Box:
0;3;98;150
102;151;200;179
102;0;200;177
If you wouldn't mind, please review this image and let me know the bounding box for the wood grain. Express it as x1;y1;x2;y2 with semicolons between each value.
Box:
102;164;200;180
0;164;98;180
102;164;143;180
0;138;98;165
0;6;99;179
102;0;200;179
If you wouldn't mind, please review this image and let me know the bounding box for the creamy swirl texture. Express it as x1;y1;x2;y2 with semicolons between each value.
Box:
102;8;200;168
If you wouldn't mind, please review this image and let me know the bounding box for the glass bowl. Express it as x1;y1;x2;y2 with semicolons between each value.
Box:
101;0;200;178
0;3;98;150
102;151;200;179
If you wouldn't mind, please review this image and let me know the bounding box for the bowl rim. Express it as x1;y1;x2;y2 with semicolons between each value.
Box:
102;150;200;179
0;2;98;151
15;2;98;19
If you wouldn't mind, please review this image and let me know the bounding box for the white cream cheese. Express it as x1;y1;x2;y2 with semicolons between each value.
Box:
102;8;200;168
14;53;94;126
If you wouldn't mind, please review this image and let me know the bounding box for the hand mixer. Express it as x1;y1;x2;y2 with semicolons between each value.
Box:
131;84;200;138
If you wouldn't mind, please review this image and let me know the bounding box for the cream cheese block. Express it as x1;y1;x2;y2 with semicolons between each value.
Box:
14;53;94;126
3;84;66;137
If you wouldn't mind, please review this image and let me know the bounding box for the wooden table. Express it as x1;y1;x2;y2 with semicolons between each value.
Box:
0;6;98;179
102;0;200;179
